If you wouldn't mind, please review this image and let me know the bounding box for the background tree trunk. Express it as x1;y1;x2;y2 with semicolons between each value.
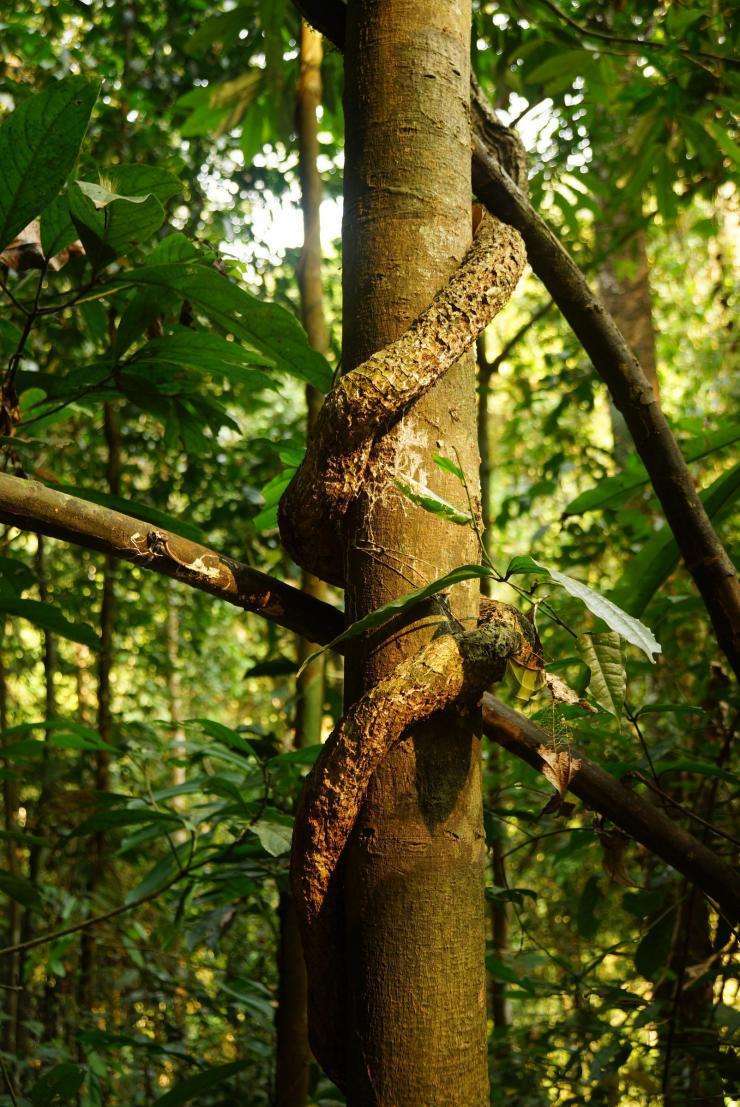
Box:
275;22;329;1106
340;2;489;1102
477;342;511;1046
598;208;659;464
79;401;120;1017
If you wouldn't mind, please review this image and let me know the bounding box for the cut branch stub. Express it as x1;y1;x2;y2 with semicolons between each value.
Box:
278;212;526;586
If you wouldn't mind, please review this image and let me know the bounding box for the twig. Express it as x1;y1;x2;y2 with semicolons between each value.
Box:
0;1056;19;1107
531;0;739;69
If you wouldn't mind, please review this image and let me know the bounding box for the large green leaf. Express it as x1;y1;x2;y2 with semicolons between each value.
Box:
115;263;333;391
531;560;661;661
578;632;626;718
394;477;473;526
564;423;740;516
69;179;165;261
610;463;740;617
0;75;99;249
0;868;42;909
128;330;276;392
153;1061;249;1105
0;597;98;648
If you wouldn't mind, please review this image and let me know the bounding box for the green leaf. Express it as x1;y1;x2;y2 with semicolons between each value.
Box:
635;703;705;718
30;1062;87;1105
504;659;546;703
0;597;98;648
578;632;625;717
532;560;661;661
319;564;493;655
104;164;182;205
610;463;740;617
69;179;165;259
0;554;35;597
576;875;603;939
244;657;297;678
0;868;42;909
433;453;465;481
116;263;333;391
153;1061;248;1105
703;120;740;168
70;808;180;837
635;909;676;980
128;330;276;392
39;192;77;258
527;49;595;88
485;955;536;993
250;818;293;857
0;75;99;249
393;477;473;525
564;423;740;516
505;554;550;578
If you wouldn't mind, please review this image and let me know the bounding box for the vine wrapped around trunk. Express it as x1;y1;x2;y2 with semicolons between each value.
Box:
278;211;529;1088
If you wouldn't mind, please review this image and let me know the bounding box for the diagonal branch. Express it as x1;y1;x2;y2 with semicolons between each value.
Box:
0;473;344;646
482;695;740;923
471;140;739;676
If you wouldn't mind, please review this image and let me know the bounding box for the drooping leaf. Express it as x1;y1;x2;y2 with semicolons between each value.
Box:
243;656;297;679
127;330;276;393
69;179;165;261
0;554;35;597
610;463;740;616
578;632;625;718
0;75;99;249
0;597;98;648
39;191;77;258
29;1062;86;1105
250;817;293;857
153;1060;249;1105
532;560;661;661
116;263;333;391
564;423;740;516
394;477;473;526
635;909;676;980
0;868;42;909
576;875;603;939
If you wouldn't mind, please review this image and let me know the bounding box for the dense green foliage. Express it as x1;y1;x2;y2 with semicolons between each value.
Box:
0;2;737;1104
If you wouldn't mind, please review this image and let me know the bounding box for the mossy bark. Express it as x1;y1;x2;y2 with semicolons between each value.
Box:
339;2;490;1102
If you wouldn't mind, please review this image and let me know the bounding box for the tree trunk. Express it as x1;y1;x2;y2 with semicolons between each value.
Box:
275;22;329;1106
598;210;658;464
340;3;488;1102
0;618;21;1063
476;344;511;1043
79;401;120;1017
15;536;59;1065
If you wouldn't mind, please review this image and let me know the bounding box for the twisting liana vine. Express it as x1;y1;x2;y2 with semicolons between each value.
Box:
277;211;537;1088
